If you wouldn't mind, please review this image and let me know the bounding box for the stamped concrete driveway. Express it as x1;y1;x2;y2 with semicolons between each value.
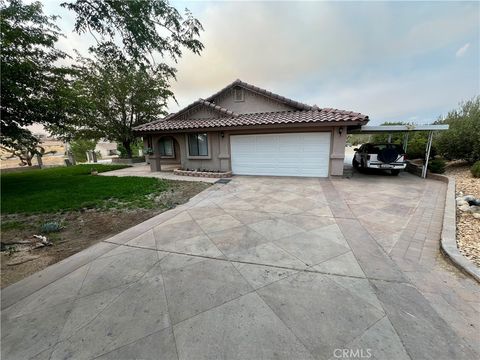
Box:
2;173;479;360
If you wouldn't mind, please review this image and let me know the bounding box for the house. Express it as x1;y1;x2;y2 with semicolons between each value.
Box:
134;79;369;177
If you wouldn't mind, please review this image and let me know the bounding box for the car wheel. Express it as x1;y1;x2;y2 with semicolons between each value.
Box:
360;160;366;172
391;169;400;176
352;157;359;168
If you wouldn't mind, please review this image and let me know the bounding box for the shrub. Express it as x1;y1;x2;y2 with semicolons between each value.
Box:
435;96;480;164
70;139;97;162
40;222;63;233
471;161;480;178
428;158;446;174
117;139;143;158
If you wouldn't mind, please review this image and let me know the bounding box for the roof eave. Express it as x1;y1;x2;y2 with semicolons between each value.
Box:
133;119;368;135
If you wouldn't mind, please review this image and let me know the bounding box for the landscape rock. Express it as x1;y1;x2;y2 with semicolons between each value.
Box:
469;206;480;214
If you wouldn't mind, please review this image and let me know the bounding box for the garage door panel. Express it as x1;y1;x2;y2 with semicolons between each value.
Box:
230;132;330;177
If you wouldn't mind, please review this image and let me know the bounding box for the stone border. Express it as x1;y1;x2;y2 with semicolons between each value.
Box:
439;175;480;282
174;169;232;178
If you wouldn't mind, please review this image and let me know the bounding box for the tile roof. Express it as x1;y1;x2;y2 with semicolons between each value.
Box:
168;98;239;119
135;108;369;132
134;79;369;133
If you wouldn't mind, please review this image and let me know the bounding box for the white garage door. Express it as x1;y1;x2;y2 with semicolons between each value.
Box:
230;132;331;177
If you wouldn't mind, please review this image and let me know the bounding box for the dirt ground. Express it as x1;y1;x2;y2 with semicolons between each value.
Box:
1;140;66;169
0;181;210;288
445;162;480;267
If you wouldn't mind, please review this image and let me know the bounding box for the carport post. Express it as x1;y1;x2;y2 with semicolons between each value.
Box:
403;133;409;153
422;131;434;178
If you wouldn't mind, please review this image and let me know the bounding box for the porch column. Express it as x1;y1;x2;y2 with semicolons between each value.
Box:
146;135;161;172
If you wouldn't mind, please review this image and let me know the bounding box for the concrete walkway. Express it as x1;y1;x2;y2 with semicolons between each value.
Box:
2;173;478;360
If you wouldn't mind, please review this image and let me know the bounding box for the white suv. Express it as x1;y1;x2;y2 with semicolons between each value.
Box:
352;143;407;175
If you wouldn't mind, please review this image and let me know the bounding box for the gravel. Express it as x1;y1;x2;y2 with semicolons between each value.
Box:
446;162;480;267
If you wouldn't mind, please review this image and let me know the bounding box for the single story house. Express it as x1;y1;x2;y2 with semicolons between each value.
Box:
134;79;369;177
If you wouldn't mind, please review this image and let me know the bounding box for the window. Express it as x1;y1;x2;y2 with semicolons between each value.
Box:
188;133;208;156
159;137;174;157
233;87;244;102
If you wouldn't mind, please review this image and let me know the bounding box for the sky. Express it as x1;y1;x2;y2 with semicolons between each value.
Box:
36;0;479;131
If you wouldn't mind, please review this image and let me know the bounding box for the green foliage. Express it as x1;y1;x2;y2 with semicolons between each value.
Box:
428;158;446;174
369;122;437;160
40;222;63;233
0;0;74;148
435;97;480;164
69;139;97;162
347;134;371;146
117;139;143;158
62;0;204;66
0;164;176;214
50;45;175;158
471;161;480;178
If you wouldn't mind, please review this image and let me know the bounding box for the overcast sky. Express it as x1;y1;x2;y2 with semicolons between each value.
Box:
40;0;479;127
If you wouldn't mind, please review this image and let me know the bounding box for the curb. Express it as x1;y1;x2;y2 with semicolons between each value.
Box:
437;175;480;283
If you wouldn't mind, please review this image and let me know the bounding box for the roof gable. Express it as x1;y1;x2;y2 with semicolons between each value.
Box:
206;79;313;112
169;99;238;120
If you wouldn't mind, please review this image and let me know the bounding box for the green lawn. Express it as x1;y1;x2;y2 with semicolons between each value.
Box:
1;164;172;214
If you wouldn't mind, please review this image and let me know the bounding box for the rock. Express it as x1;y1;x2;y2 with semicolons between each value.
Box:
467;199;480;206
459;204;471;212
473;213;480;219
463;195;476;202
457;200;468;206
469;206;480;213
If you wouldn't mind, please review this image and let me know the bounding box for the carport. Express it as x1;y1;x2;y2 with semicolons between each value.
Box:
349;124;449;178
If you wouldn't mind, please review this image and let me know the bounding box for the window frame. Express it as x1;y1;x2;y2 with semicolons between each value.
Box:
159;137;175;158
186;132;210;159
233;87;244;102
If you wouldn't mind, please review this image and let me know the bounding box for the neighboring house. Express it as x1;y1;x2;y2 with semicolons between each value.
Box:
134;79;369;177
95;142;118;158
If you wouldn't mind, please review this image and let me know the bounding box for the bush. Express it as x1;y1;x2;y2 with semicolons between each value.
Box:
40;222;63;233
471;161;480;178
428;158;446;174
70;139;97;162
435;96;480;164
117;139;143;158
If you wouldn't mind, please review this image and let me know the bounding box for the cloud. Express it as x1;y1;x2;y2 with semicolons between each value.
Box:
456;43;470;57
166;1;479;115
34;0;480;125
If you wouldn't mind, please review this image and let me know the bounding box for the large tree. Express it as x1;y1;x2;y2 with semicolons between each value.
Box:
50;45;174;158
62;0;203;69
0;0;73;148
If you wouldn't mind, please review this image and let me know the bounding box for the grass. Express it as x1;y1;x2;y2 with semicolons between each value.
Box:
1;164;172;214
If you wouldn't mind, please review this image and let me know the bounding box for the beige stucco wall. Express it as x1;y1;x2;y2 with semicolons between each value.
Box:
213;88;296;114
145;125;347;176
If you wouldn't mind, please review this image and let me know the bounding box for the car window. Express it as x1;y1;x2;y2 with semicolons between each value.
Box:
368;144;404;154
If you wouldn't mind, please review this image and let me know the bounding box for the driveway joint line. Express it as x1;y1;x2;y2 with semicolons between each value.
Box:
48;257;167;357
102;240;412;284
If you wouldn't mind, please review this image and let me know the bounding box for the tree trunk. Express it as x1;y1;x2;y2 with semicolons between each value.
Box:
123;141;133;159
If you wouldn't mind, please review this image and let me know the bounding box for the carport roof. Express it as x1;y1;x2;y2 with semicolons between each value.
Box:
351;124;449;133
